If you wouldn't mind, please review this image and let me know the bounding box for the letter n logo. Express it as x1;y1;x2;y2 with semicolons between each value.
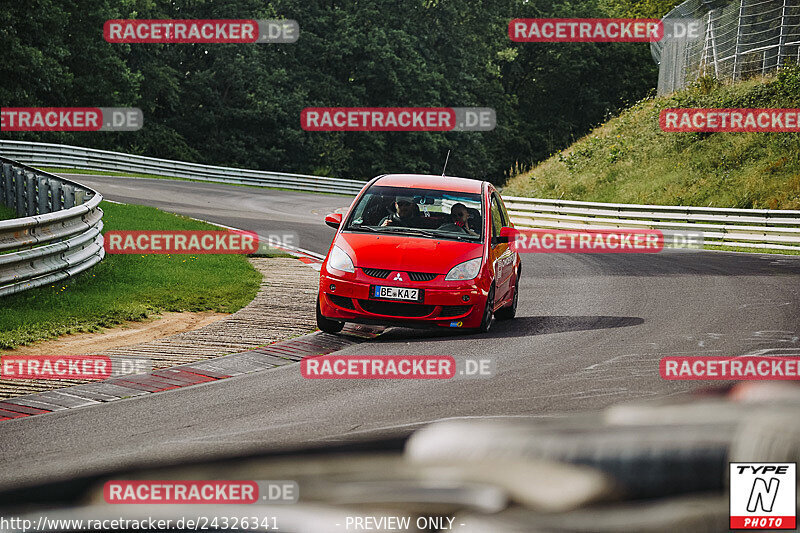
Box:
747;477;780;512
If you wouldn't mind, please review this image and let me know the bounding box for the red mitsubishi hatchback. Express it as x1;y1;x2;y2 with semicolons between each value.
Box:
317;174;521;333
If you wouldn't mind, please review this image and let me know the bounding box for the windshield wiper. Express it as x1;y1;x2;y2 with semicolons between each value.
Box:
348;226;478;241
377;227;477;241
346;225;381;232
376;227;439;237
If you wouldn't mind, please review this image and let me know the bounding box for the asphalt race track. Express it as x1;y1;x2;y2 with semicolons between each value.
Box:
1;175;799;490
67;174;352;256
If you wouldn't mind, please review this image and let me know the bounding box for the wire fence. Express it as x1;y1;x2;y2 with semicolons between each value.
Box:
653;0;800;94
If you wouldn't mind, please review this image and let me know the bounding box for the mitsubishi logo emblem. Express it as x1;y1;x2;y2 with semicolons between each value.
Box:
393;273;404;281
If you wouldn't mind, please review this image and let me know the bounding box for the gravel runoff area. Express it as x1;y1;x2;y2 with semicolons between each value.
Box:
0;257;319;400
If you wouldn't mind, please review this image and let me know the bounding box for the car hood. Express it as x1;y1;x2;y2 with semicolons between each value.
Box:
336;232;483;274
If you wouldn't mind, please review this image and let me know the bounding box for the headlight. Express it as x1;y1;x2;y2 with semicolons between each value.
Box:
327;246;355;273
445;257;482;281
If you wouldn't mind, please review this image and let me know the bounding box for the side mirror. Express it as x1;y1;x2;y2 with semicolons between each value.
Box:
325;213;343;229
494;226;518;244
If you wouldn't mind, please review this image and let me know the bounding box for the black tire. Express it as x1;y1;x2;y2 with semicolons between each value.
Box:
316;297;344;334
495;274;519;321
475;286;495;333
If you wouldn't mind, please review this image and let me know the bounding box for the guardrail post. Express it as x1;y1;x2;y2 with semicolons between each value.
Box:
732;0;746;81
37;176;50;214
777;0;788;69
14;167;25;216
5;166;15;209
0;163;10;207
25;171;37;216
62;184;75;209
51;181;64;211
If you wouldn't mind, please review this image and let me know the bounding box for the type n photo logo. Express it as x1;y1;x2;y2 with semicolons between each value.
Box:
730;463;796;530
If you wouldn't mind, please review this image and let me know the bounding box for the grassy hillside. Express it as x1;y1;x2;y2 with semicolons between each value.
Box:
504;68;800;210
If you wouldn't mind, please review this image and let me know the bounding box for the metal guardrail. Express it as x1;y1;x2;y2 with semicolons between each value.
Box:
0;140;366;195
504;196;800;251
0;157;104;297
1;140;797;252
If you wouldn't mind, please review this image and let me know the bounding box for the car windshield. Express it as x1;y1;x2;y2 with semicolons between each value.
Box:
344;186;484;242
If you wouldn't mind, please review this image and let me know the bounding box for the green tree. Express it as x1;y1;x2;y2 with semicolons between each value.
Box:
1;0;667;184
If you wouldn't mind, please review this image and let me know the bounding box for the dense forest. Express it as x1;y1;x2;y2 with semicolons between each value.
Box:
0;0;682;183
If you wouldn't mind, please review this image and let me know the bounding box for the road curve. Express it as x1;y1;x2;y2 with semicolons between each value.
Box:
1;175;799;489
65;174;353;256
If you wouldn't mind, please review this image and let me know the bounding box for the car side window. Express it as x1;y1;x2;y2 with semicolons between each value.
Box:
495;193;510;227
490;196;503;240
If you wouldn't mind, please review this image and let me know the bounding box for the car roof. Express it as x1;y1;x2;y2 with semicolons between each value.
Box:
372;174;485;194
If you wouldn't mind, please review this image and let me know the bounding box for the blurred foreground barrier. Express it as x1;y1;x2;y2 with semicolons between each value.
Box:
504;196;800;251
0;140;365;195
0;156;104;297
405;418;731;499
3;383;798;531
407;383;800;532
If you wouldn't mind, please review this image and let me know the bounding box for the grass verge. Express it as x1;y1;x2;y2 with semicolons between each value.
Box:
0;206;16;221
503;67;800;210
0;201;263;349
704;244;800;256
39;167;178;180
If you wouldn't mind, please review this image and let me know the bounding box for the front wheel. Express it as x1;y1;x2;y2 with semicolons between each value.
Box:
316;297;344;334
474;286;495;333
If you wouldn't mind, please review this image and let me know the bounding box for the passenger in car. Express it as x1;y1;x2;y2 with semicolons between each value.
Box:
465;206;482;233
437;203;478;236
362;195;394;225
380;196;423;228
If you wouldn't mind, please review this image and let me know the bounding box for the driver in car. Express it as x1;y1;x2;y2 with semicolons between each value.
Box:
437;202;478;236
380;196;423;227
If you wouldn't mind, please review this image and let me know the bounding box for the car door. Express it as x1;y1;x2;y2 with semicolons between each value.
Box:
489;192;514;303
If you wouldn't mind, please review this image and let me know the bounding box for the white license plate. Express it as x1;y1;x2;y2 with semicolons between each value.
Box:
374;286;419;301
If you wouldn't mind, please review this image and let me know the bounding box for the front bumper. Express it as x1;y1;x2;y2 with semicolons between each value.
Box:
319;269;488;329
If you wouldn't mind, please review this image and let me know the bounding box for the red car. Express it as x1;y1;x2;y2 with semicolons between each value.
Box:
317;174;521;333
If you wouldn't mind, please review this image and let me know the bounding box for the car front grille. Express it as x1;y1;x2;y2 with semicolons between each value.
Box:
358;300;435;318
328;294;355;310
439;305;472;317
362;268;437;282
407;272;438;282
362;268;391;279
